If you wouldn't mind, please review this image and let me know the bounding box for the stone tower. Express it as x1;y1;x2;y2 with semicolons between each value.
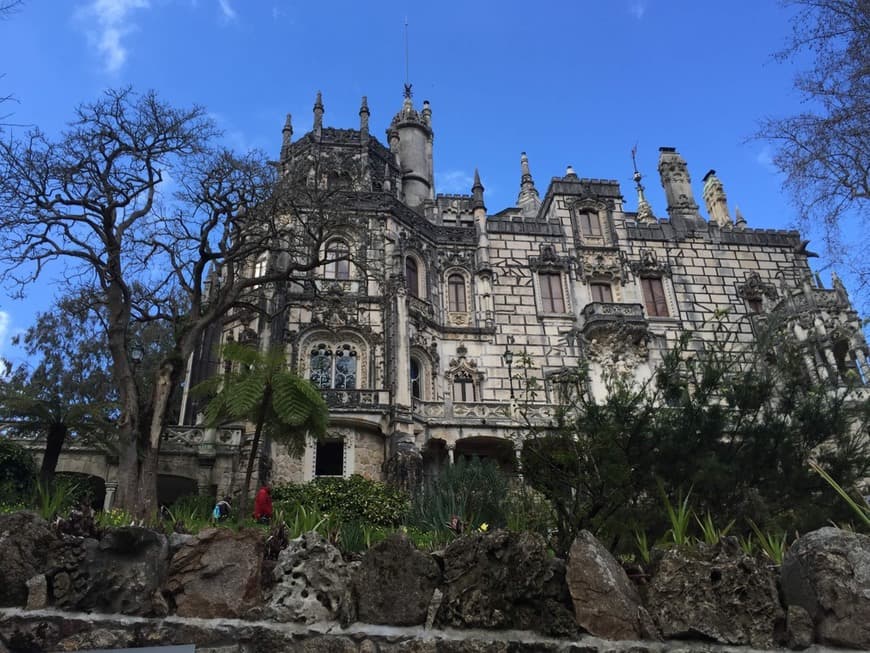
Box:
386;86;435;209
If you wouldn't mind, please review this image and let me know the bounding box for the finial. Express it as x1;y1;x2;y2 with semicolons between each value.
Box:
421;100;431;127
403;83;413;100
734;206;747;230
472;168;485;211
630;144;655;223
313;91;324;132
565;165;578;178
359;96;370;134
517;151;541;215
280;113;293;158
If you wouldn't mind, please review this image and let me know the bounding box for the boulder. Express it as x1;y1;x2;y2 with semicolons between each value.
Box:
0;512;59;607
49;526;169;616
352;533;441;626
566;530;658;640
434;529;577;636
780;527;870;650
786;605;814;651
269;531;352;624
643;538;784;648
24;575;47;610
165;527;263;618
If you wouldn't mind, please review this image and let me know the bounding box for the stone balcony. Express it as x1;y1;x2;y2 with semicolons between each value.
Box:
578;302;648;341
321;389;390;410
412;400;555;424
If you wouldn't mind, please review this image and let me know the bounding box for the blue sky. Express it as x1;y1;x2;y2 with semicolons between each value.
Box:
0;0;824;364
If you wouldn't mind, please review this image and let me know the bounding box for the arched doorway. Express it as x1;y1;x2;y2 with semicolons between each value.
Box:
157;475;198;506
453;437;517;474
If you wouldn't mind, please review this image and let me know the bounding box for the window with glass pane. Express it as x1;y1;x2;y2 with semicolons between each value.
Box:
540;273;565;313
410;357;421;399
325;240;350;280
579;211;602;237
590;283;613;302
452;372;475;402
448;274;467;312
641;277;669;317
309;345;332;389
334;345;357;389
405;257;419;297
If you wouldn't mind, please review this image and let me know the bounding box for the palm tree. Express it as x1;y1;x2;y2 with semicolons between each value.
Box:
195;341;328;517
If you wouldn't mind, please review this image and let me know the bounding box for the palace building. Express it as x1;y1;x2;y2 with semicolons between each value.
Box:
178;90;869;495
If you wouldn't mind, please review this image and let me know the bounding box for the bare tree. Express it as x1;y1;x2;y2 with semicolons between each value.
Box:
756;0;869;282
0;88;360;515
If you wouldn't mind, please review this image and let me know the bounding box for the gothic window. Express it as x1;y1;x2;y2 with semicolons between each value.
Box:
253;254;267;279
325;239;351;280
448;274;467;312
410;357;422;399
539;272;566;313
405;257;420;297
315;440;344;476
641;277;669;317
579;211;602;238
452;371;476;402
590;282;613;303
309;343;357;389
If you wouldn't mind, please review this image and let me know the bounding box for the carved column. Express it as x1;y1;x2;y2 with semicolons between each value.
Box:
103;482;118;512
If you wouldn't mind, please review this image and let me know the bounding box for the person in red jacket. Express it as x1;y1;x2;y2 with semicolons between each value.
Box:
253;485;273;524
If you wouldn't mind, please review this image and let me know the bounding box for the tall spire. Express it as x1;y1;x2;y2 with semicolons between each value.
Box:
517;152;541;216
359;96;370;136
631;145;655;223
472;169;486;211
280;113;293;159
313;91;324;136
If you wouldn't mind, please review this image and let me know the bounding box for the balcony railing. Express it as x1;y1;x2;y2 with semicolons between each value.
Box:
321;389;389;409
412;400;555;423
579;302;648;339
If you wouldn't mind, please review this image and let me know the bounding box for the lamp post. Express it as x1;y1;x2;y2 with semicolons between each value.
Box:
502;342;515;399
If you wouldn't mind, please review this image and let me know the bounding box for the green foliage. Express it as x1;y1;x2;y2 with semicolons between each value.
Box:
747;520;789;565
273;475;409;527
96;508;135;529
695;510;735;546
406;459;511;538
810;461;870;528
34;477;80;520
0;438;36;500
520;316;870;554
634;529;651;564
661;486;693;546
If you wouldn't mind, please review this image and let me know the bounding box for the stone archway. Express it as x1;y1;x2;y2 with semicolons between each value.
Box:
453;437;517;474
157;474;198;506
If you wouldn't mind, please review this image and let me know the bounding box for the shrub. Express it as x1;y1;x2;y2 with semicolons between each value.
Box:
272;474;409;527
0;438;36;502
407;458;511;536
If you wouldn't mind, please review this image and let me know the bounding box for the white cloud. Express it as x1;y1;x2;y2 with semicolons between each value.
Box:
218;0;237;21
437;170;475;195
756;146;777;173
629;0;647;20
79;0;151;73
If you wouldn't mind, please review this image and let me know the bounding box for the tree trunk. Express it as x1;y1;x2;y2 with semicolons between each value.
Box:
39;423;67;484
240;387;270;520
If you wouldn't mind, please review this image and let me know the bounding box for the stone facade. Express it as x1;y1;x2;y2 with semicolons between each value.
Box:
181;91;869;489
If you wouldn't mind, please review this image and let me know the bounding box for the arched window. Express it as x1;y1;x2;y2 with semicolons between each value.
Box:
325;240;350;280
309;343;357;389
410;357;422;399
579;210;602;237
448;274;467;312
405;257;419;297
452;371;476;402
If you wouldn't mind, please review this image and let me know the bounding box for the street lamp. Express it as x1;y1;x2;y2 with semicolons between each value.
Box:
502;342;515;399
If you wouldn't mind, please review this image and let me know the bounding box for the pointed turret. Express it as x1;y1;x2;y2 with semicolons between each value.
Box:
734;206;747;231
386;86;435;209
313;91;324;137
280;113;293;160
702;169;733;228
472;169;486;211
359;96;370;137
657;147;705;230
517;152;541;217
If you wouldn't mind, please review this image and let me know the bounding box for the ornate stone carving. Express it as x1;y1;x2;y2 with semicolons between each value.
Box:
737;272;778;302
629;248;670;278
577;248;626;283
